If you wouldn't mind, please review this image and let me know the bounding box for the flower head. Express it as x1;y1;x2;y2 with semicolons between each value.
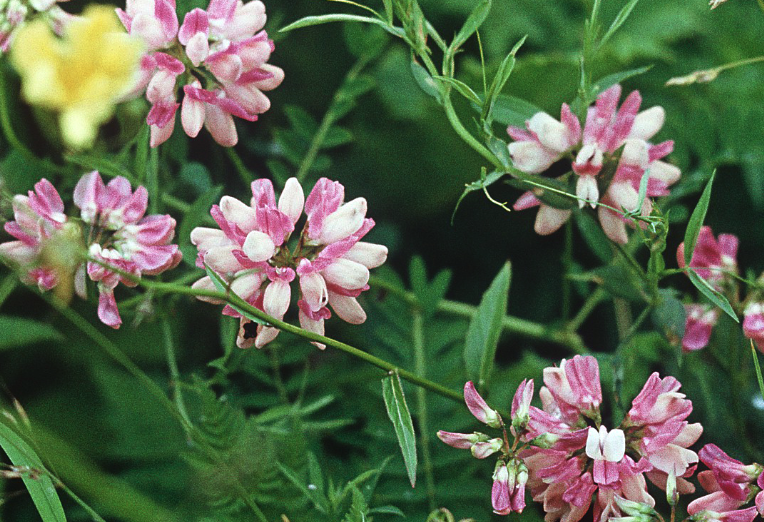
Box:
677;227;738;287
508;85;680;244
0;172;180;327
11;6;143;149
118;0;284;147
192;177;386;349
743;302;764;353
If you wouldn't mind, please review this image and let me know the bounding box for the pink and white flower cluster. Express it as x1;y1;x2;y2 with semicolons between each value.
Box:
676;226;739;352
0;0;71;52
509;84;681;244
438;356;703;520
117;0;284;147
0;172;181;328
191;177;387;349
688;444;764;522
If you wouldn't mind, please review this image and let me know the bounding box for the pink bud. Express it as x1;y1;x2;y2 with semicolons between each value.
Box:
436;430;479;450
464;381;502;428
492;462;512;515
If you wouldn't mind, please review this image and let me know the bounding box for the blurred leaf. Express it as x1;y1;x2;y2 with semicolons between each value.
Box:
322;127;354;148
683;171;715;266
65;153;133;181
0;421;66;522
688;270;738;322
599;0;642;48
484;93;541;127
0;316;63;349
482;36;526;123
281;14;404;39
284;105;319;138
267;159;292;186
576;212;612;263
179;162;212;195
651;289;686;341
342;487;370;522
370;505;406;516
434;76;482;105
410;59;442;103
409;256;452;320
179;185;223;267
343;23;388;59
589;65;653;98
381;372;417;488
464;262;511;392
592;265;646;302
276;462;329;514
450;0;491;52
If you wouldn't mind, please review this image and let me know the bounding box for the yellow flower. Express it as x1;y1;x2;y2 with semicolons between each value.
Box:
10;5;143;149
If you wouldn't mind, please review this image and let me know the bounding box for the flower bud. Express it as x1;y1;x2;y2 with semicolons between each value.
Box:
463;381;502;429
436;431;481;450
666;469;678;507
614;495;659;517
471;438;503;459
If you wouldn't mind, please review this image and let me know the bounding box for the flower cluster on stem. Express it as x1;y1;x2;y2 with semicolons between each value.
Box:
191;177;387;349
438;356;703;520
0;172;181;327
117;0;284;147
508;84;680;244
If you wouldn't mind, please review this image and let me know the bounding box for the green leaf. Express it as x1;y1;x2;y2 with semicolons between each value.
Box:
463;262;511;392
284;105;319;138
178;185;223;267
589;66;653;99
322;127;354;148
592;265;647;302
0;316;63;349
409;59;442;103
433;76;482;105
575;212;612;263
452;171;505;223
280;14;405;39
203;264;270;326
688;270;738;322
370;505;406;517
599;0;642;48
483;93;542;127
65;153;134;182
382;0;393;25
381;372;417;488
409;257;452;320
482;36;527;123
275;462;329;514
0;421;66;522
342;487;370;522
450;0;491;52
683;171;716;266
651;289;686;341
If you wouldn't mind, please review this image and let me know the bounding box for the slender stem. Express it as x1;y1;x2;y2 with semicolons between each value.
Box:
441;93;503;169
562;220;573;321
160;194;191;214
54;478;108;522
162;320;191;428
714;55;764;73
226;147;255;187
567;287;606;332
370;276;587;353
412;310;436;510
268;346;290;404
613;298;632;341
296;55;371;183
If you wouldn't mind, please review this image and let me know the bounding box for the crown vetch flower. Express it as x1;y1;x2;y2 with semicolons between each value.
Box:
117;0;284;147
191;177;387;349
438;356;704;520
0;172;181;327
682;304;719;352
677;227;739;287
508;85;680;244
688;445;764;520
743;302;764;352
0;179;70;290
11;6;143;150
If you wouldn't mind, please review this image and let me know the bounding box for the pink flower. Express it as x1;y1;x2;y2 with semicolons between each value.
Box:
688;445;764;520
683;304;719;352
0;0;71;52
118;0;284;147
541;355;602;424
677;226;738;287
74;171;182;327
191;177;386;349
508;85;680;244
0;179;68;290
0;173;181;328
743;302;764;352
492;460;528;515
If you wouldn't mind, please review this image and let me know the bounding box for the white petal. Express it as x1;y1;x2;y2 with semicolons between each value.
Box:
242;230;275;262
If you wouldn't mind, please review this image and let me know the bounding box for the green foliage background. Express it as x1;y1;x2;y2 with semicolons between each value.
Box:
0;0;763;521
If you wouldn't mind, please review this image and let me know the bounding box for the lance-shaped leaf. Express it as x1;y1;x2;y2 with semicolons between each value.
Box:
382;372;417;488
450;0;491;53
688;270;738;322
683;171;716;266
464;262;511;392
0;421;66;522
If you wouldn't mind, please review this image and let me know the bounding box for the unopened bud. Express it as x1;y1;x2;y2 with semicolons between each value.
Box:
615;495;659;517
464;381;503;429
471;438;503;459
530;432;560;449
426;508;455;522
666;469;678;506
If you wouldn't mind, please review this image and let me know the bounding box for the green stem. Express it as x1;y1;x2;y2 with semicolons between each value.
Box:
162;320;191;428
225;147;255;187
412;310;436;510
562;220;573;321
268;346;290;404
567;287;606;332
160;194;191;214
441;93;503;169
751;342;764;403
370;276;587;353
54;478;109;522
295;55;371;183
